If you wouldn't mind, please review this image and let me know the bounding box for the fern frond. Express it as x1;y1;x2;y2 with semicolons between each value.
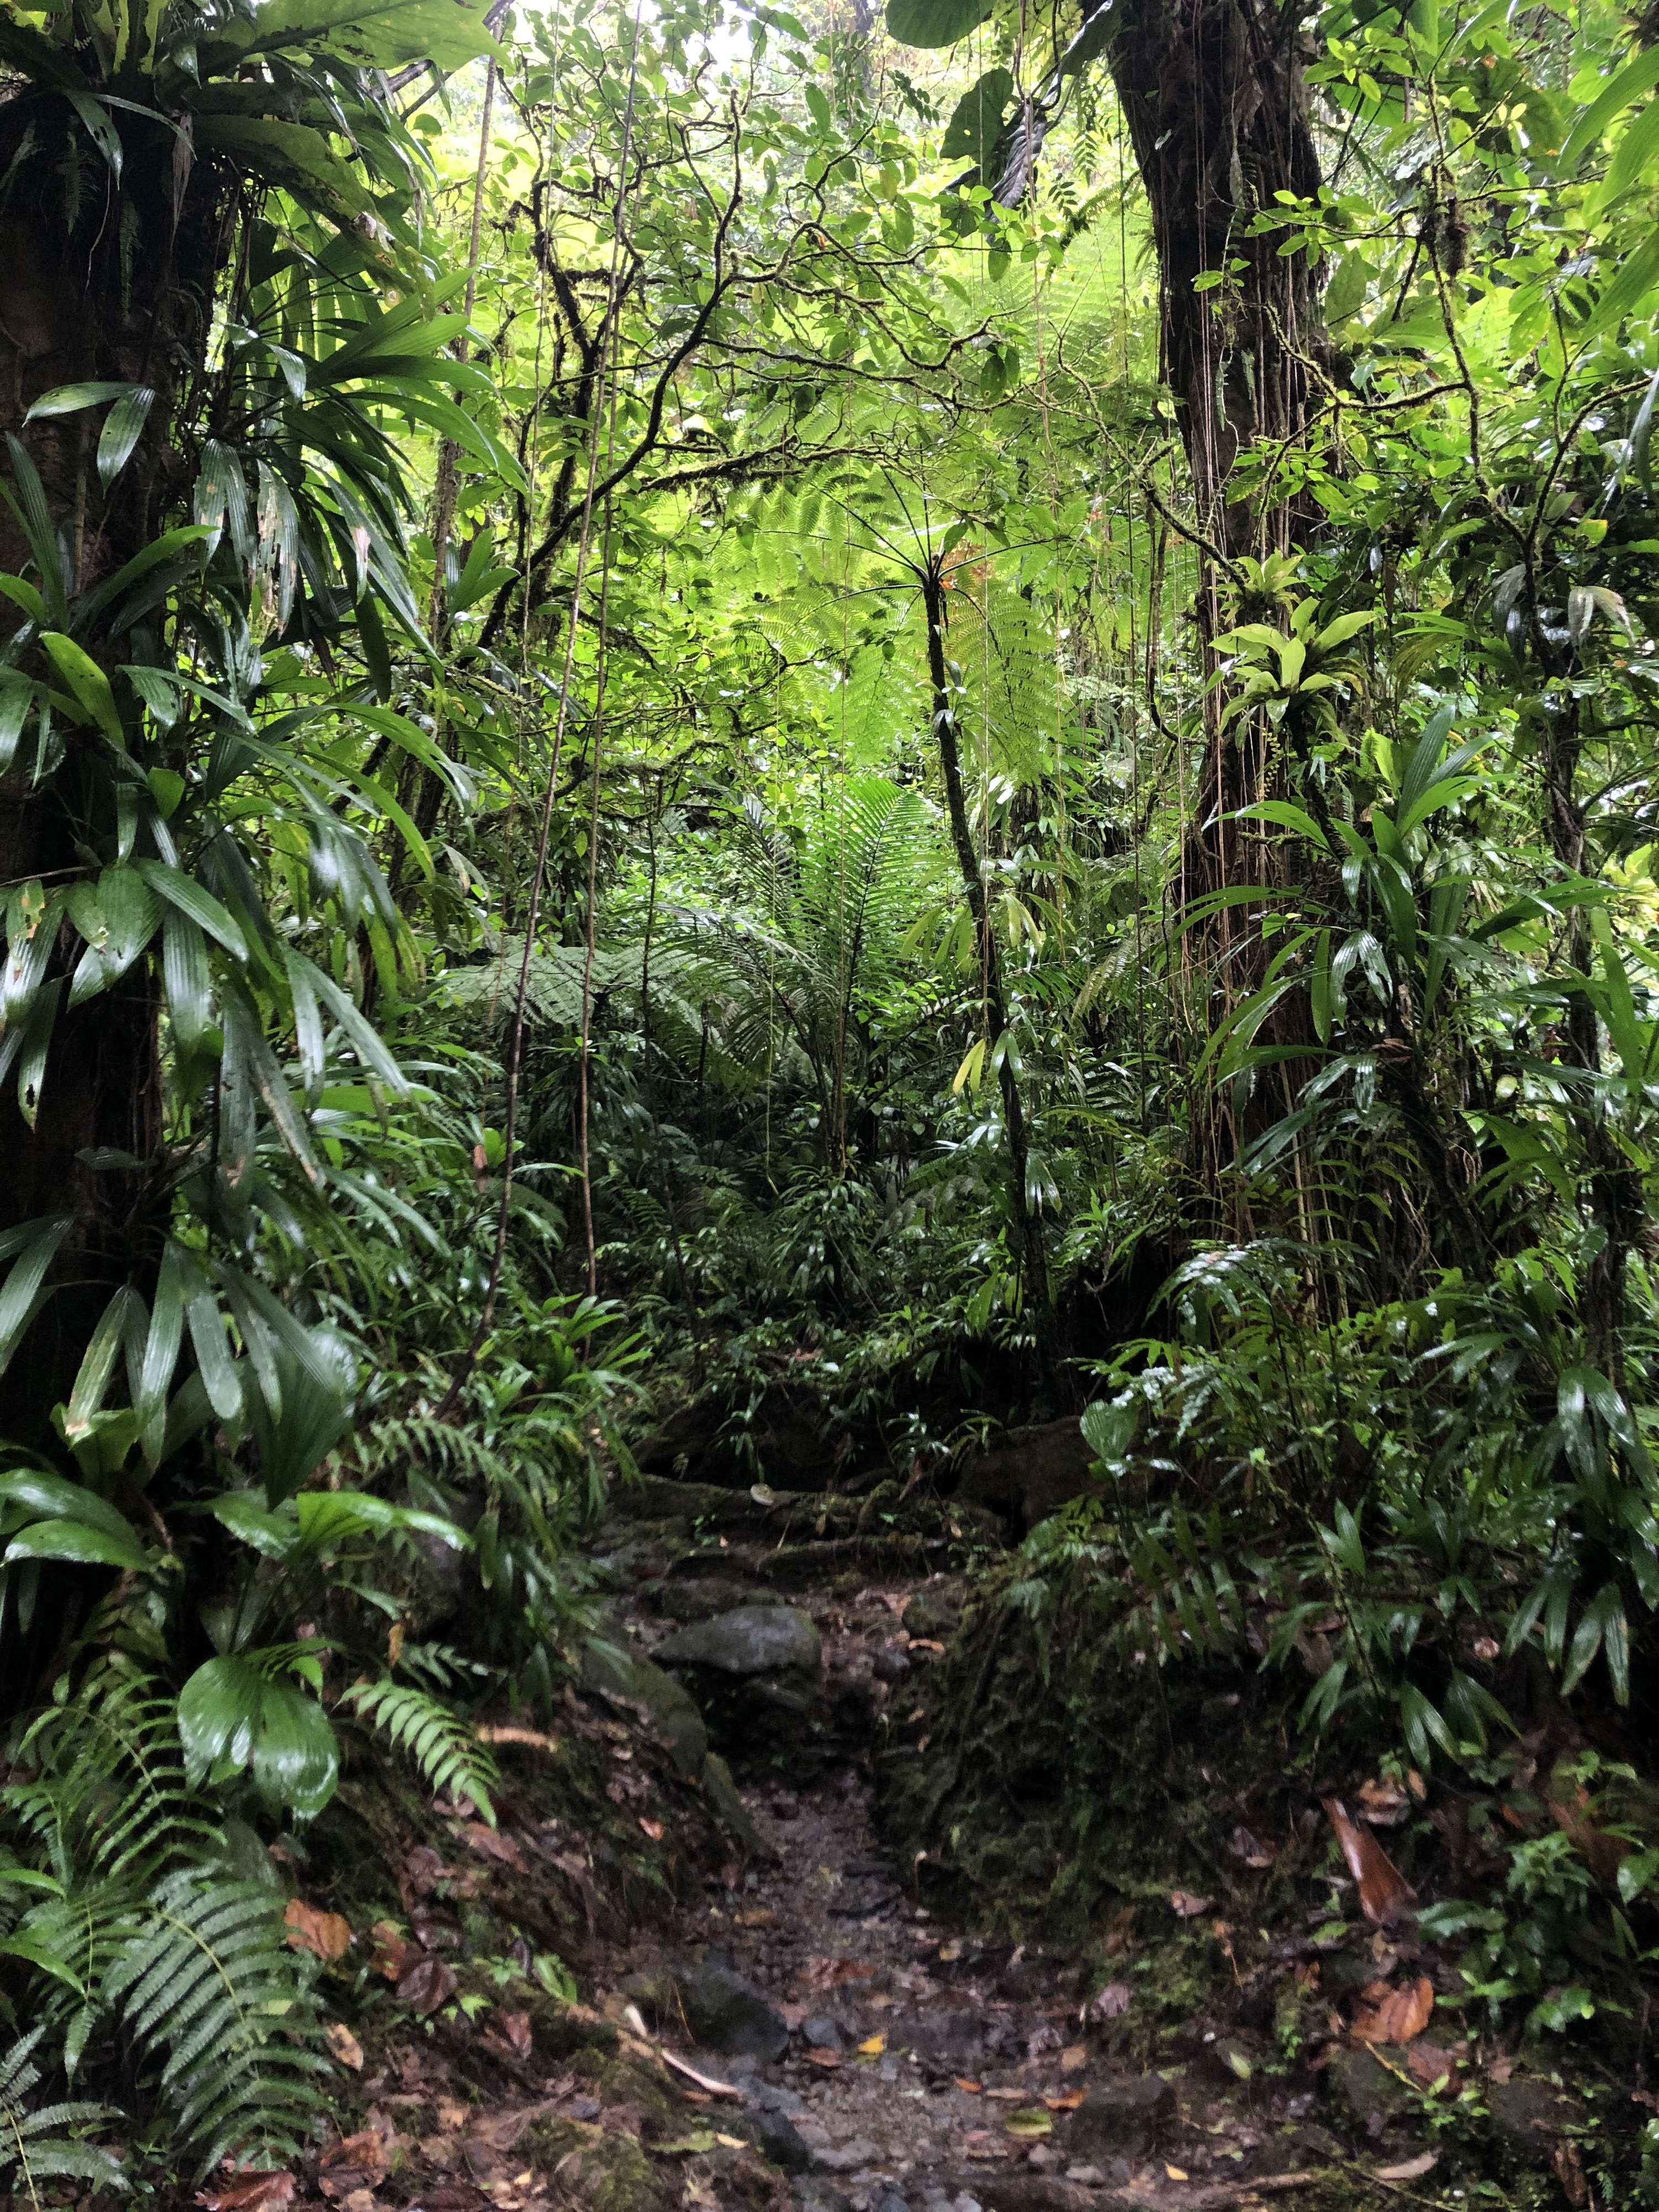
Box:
342;1675;500;1824
104;1870;330;2176
0;2030;121;2207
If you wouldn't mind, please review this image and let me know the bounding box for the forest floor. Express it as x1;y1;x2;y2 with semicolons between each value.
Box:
276;1474;1621;2212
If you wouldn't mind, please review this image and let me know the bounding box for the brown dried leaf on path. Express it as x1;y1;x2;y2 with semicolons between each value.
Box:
370;1921;421;1981
457;1821;526;1871
284;1898;351;1960
1060;2043;1087;2072
1171;1890;1215;1918
1227;1825;1276;1867
325;2022;364;2070
1554;2139;1590;2208
1349;1973;1434;2046
400;1954;459;2015
1322;1797;1417;1924
196;2174;296;2212
1405;2042;1459;2091
1355;1777;1411;1828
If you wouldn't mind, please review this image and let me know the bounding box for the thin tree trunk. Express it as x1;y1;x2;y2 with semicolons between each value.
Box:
921;568;1068;1409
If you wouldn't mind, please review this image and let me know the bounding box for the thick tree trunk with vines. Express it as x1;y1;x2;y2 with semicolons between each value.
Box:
1092;0;1325;912
0;98;231;1441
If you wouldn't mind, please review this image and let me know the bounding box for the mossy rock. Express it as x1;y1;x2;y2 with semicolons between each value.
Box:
525;2120;667;2212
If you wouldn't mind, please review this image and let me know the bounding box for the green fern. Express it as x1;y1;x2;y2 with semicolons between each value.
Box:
104;1869;331;2175
342;1675;500;1824
0;2030;121;2212
2;1662;330;2174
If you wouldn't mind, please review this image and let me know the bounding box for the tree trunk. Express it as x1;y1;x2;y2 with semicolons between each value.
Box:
922;567;1070;1411
0;96;232;1441
1093;0;1325;911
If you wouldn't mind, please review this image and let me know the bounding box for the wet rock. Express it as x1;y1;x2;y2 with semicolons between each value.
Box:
802;2013;848;2052
899;2007;984;2066
814;2139;883;2173
873;2193;911;2212
658;1604;826;1776
902;1584;963;1640
1065;2075;1175;2159
582;1634;708;1780
752;2080;806;2116
645;1576;781;1621
1326;2046;1413;2131
670;1958;789;2060
659;1605;822;1676
1488;2077;1579;2164
953;1420;1098;1533
741;2105;813;2173
701;1750;772;1858
873;1645;911;1682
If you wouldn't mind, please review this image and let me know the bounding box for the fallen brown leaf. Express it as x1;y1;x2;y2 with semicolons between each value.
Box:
1227;1826;1276;1867
1088;1980;1134;2021
1044;2091;1086;2111
805;2047;842;2069
1472;1637;1501;1662
734;1908;780;1929
1165;2165;1189;2182
1171;1890;1215;1918
324;2023;364;2070
369;1921;420;1981
284;1899;352;1961
954;2078;984;2095
1554;2139;1589;2208
637;1815;665;1841
1100;1905;1136;1957
1355;1778;1411;1829
196;2174;296;2212
1405;2043;1459;2091
399;1955;458;2015
1349;1973;1434;2046
402;1845;451;1900
493;2010;533;2059
1060;2043;1087;2073
457;1823;526;1872
1374;2154;1438;2183
322;2133;388;2180
1322;1798;1417;1924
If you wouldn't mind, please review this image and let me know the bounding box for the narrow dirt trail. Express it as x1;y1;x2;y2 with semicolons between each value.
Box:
577;1477;1322;2212
304;1473;1523;2212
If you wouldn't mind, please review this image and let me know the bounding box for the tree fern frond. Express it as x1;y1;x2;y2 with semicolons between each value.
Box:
341;1675;499;1824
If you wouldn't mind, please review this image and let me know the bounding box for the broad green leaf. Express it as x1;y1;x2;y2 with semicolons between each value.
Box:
940;67;1013;173
22;381;133;422
3;1517;152;1572
39;633;123;745
886;0;991;46
178;1653;340;1819
0;1214;72;1369
0;1465;137;1545
96;387;154;489
132;860;247;960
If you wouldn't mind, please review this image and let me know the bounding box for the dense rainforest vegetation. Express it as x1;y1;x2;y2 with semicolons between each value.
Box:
4;0;1659;2198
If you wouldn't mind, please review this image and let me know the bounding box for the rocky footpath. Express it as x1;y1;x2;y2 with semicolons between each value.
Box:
271;1465;1645;2212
